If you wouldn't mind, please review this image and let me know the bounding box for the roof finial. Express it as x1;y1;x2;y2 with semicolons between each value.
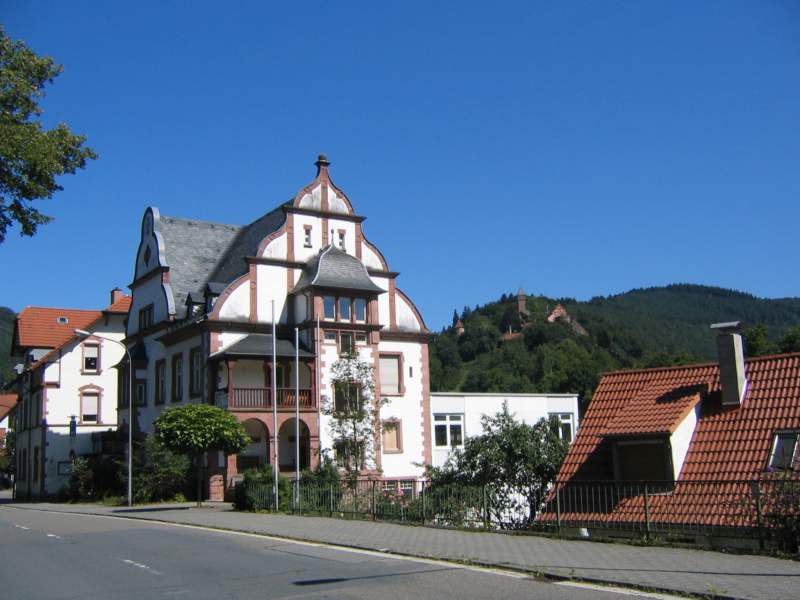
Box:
315;153;331;177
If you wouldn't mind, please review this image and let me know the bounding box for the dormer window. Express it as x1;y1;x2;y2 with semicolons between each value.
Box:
769;431;800;471
138;304;154;332
57;316;69;324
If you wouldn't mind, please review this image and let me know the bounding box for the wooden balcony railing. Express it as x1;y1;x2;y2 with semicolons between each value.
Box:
224;387;314;410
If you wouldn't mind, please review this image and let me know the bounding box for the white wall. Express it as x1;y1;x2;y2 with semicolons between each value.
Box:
429;393;580;468
670;403;699;480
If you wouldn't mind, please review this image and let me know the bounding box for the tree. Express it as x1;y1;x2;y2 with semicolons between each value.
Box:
431;403;569;527
742;324;778;357
321;356;385;483
0;26;97;242
154;405;249;506
779;325;800;354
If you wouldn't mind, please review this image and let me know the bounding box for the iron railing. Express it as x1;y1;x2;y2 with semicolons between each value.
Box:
234;476;800;550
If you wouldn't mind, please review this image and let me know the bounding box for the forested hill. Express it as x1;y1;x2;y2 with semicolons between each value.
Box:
0;307;17;388
430;284;800;404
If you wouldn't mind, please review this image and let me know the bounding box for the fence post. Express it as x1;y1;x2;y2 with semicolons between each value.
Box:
421;483;426;526
483;485;490;529
556;484;562;538
752;480;764;551
372;480;377;521
329;481;334;517
643;484;651;541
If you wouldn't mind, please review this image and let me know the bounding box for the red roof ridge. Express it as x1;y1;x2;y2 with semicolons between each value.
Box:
600;351;800;378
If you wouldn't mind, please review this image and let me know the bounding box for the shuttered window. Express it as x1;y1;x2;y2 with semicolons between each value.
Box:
81;392;99;423
379;355;401;395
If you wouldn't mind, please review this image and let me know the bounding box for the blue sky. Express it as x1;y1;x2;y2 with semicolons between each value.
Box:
3;2;799;330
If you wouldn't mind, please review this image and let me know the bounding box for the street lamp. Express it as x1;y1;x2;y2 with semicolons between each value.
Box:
75;329;133;507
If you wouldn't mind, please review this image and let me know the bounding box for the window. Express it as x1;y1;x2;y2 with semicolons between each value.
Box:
304;225;312;248
334;381;362;413
138;304;154;331
81;392;100;423
155;360;166;405
323;296;336;320
382;420;402;454
769;432;800;471
334;439;365;470
324;331;336;342
189;347;202;397
118;365;130;408
549;413;574;443
434;414;463;448
83;343;100;373
171;354;183;402
355;333;367;344
354;298;366;322
338;297;351;321
379;354;402;395
136;382;147;407
614;439;672;481
339;332;355;356
33;447;40;481
338;230;346;250
20;448;27;481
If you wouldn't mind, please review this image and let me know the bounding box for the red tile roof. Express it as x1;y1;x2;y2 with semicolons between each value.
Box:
106;295;132;314
0;394;16;421
15;307;102;349
560;353;800;483
14;294;131;351
547;353;800;527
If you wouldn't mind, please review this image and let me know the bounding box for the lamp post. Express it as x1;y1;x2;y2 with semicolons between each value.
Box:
75;329;133;507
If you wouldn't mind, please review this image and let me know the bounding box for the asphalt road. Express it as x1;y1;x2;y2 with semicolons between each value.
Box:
0;506;668;600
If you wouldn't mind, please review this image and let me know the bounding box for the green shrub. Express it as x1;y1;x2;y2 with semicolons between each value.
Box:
233;465;292;511
124;437;190;504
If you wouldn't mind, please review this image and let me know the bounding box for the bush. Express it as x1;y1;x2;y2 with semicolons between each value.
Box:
233;465;292;511
62;456;123;501
126;437;190;504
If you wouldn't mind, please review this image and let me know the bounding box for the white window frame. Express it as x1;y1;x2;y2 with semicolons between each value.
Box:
80;391;100;424
549;412;575;442
82;342;101;374
433;413;464;449
769;431;800;471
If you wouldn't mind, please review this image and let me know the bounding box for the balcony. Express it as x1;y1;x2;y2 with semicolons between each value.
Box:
216;387;315;411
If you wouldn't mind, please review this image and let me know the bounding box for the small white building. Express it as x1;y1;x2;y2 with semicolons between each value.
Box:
429;392;579;468
11;290;130;498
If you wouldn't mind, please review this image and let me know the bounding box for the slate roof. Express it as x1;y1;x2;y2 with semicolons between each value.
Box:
547;353;800;527
214;334;314;359
158;207;286;318
294;245;384;294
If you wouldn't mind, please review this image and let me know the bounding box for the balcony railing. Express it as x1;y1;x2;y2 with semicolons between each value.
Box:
221;387;314;410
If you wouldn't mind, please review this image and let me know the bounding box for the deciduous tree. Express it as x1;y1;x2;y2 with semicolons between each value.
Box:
0;26;97;242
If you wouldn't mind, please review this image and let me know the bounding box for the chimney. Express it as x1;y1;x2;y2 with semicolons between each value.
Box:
110;287;124;306
710;321;747;407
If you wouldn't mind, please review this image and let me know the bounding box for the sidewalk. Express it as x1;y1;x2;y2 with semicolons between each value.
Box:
4;497;799;600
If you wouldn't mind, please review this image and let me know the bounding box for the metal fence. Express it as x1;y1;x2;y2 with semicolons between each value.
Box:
234;477;800;550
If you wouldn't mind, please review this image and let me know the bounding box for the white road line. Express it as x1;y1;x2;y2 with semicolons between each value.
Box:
0;506;682;598
46;533;63;539
555;581;685;599
14;525;30;530
120;558;163;576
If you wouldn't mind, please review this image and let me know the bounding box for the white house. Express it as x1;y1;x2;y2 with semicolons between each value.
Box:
11;290;130;498
429;392;580;468
125;155;432;500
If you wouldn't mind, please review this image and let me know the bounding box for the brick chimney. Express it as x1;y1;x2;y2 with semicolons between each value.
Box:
110;287;124;306
711;322;747;407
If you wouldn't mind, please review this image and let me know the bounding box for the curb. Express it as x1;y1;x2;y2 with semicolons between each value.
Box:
0;504;744;600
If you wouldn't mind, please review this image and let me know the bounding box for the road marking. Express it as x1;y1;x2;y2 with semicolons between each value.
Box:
14;525;30;530
555;581;685;599
0;506;686;598
120;558;163;576
46;533;63;539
